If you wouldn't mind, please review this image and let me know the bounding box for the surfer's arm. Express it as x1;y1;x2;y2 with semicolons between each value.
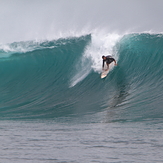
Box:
102;60;105;69
113;59;117;66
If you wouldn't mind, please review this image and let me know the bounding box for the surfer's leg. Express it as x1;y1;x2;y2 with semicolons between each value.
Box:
106;63;109;70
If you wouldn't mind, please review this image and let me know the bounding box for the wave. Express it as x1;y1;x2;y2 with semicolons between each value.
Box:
0;33;163;122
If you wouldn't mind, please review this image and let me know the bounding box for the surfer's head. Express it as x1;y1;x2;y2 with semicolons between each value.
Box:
102;56;106;59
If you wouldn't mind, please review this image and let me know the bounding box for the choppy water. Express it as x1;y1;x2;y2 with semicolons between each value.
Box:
1;120;163;163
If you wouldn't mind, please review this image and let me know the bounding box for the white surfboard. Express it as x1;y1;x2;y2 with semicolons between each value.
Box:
101;69;110;78
101;62;115;78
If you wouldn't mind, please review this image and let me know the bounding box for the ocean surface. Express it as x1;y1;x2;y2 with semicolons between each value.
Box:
1;32;163;162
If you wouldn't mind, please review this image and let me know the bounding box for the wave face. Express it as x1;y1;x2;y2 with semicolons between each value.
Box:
0;33;163;121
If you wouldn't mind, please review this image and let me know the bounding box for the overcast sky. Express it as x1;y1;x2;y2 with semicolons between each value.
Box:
0;0;163;43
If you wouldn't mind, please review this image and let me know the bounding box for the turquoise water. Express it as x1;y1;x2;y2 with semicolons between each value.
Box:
1;33;163;162
0;33;163;122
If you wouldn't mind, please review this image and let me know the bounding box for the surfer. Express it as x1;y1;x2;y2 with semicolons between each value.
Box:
102;55;117;70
